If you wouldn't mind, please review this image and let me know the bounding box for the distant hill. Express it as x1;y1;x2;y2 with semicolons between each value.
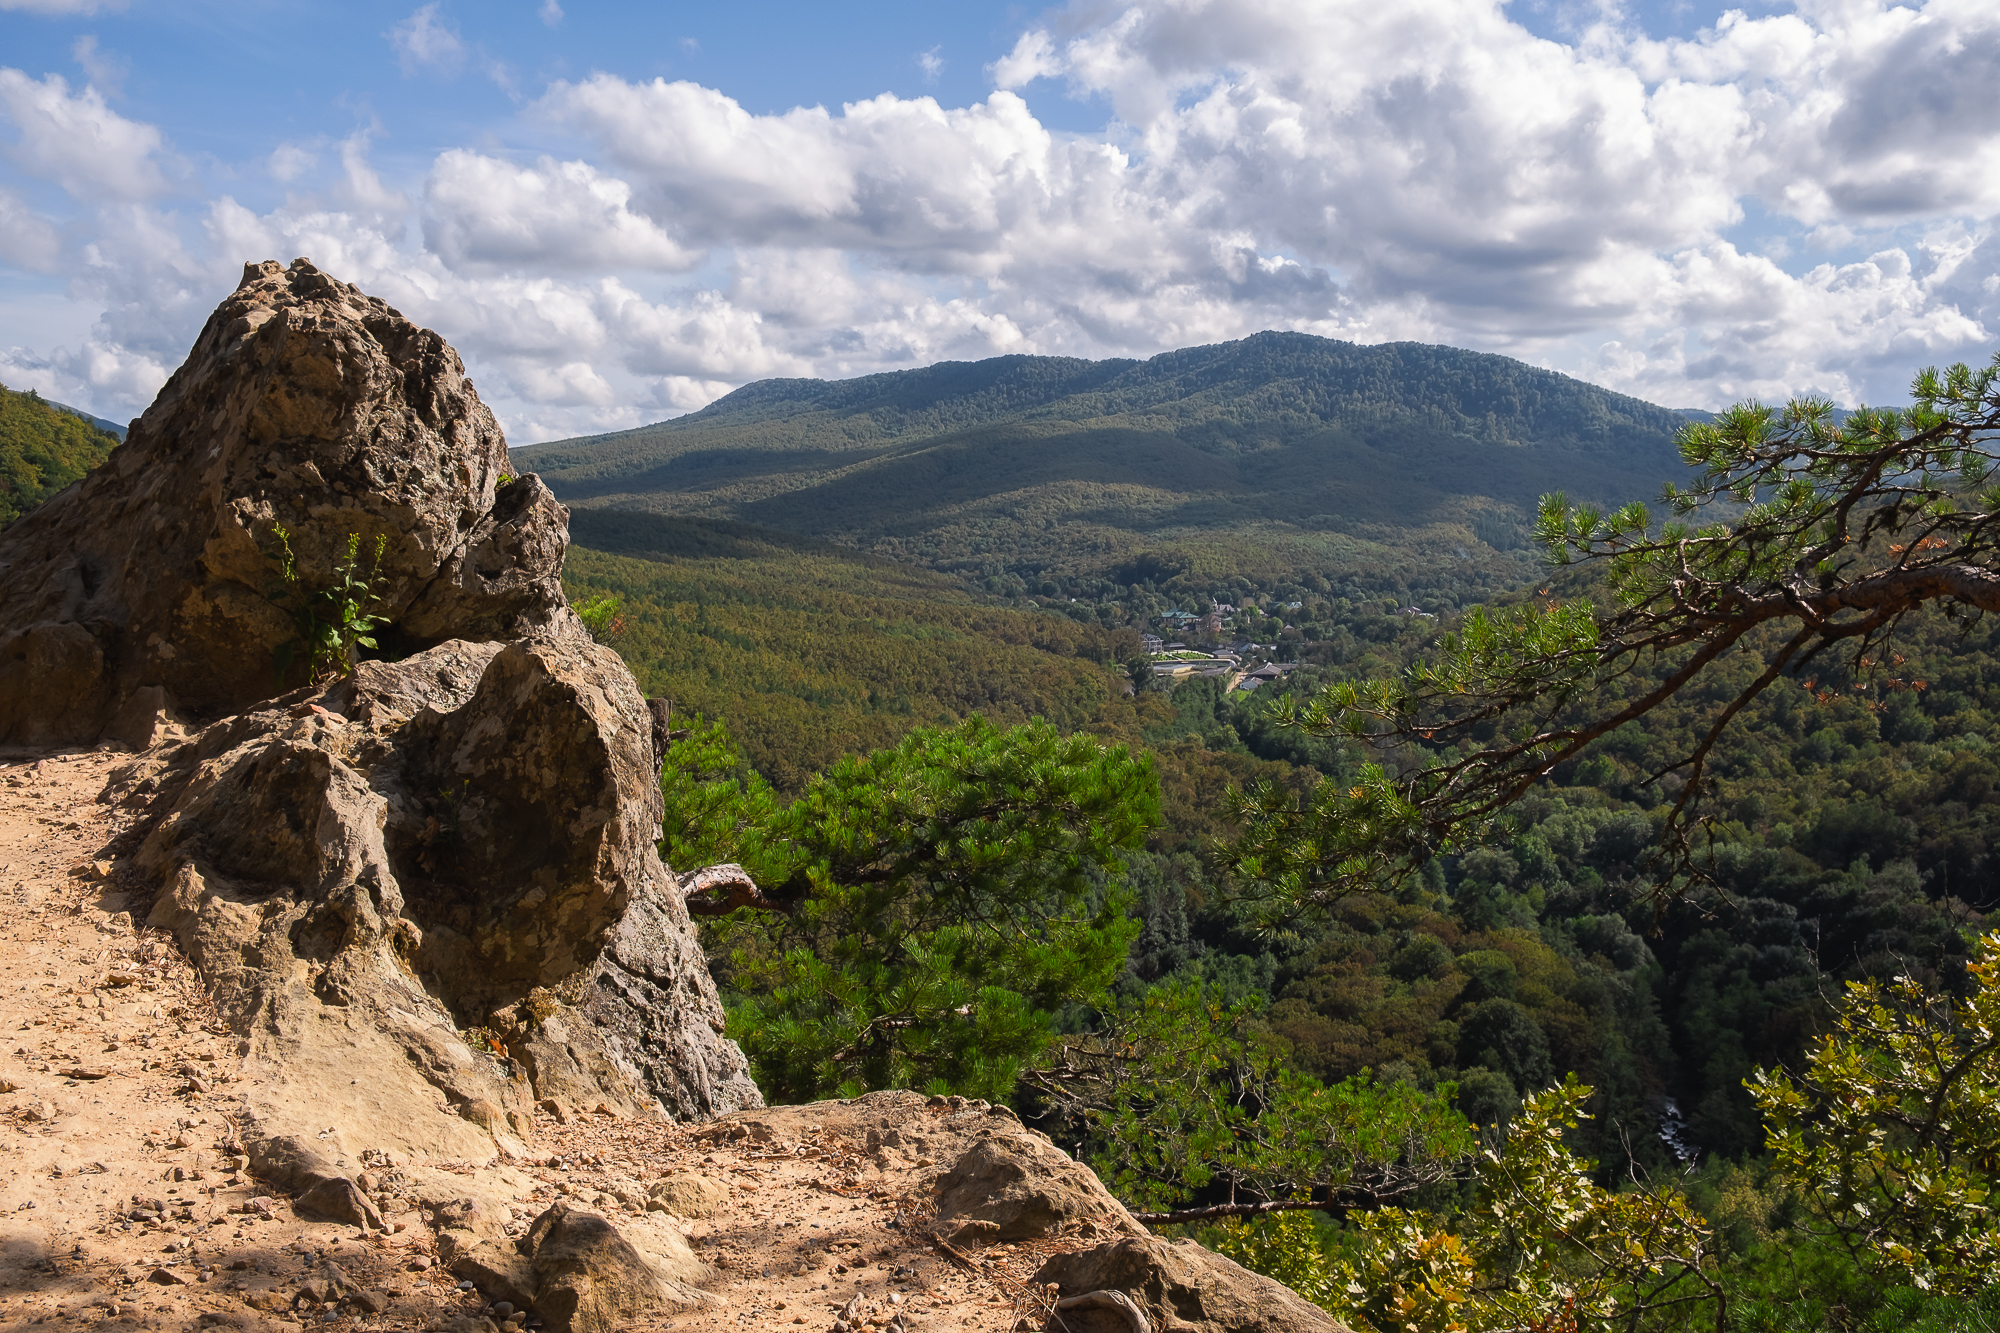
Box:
515;332;1696;581
0;383;122;530
48;399;128;440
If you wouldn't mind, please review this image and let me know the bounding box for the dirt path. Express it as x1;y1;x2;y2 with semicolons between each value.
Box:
0;748;1069;1333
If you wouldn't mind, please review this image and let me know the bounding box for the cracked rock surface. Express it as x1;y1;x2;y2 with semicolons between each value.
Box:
0;257;569;748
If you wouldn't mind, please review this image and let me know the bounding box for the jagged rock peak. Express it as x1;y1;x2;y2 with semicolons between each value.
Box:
0;257;573;747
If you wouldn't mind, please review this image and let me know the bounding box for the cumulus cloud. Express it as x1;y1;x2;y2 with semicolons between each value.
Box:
15;0;2000;441
423;151;699;272
268;141;317;182
990;31;1061;89
389;3;465;76
0;68;171;201
527;0;2000;407
0;187;61;270
0;338;166;416
335;129;409;217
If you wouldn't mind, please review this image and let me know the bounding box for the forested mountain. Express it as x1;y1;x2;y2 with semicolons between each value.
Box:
0;382;122;530
531;331;2000;1327
50;400;128;439
516;333;1692;581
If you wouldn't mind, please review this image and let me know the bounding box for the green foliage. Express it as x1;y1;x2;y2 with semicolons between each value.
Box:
519;333;1687;597
1031;981;1474;1216
1236;349;2000;912
0;381;120;529
531;349;2000;1320
1204;1210;1349;1311
664;715;1159;1101
1752;929;2000;1296
562;533;1142;793
268;526;390;683
570;590;624;641
1327;1078;1720;1332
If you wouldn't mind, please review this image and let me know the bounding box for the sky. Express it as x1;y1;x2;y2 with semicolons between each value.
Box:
1;0;1998;444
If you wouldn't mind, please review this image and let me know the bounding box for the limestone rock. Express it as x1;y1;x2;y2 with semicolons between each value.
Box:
935;1134;1140;1243
125;640;763;1162
523;1202;710;1333
448;1243;538;1310
646;1173;729;1220
1032;1236;1348;1333
0;257;570;747
293;1175;386;1231
70;261;758;1181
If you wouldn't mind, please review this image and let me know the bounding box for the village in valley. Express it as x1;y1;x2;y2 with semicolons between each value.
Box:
1140;600;1318;691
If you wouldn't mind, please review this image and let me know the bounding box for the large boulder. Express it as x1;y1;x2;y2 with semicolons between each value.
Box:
935;1132;1141;1243
33;258;762;1187
0;257;570;747
127;634;761;1168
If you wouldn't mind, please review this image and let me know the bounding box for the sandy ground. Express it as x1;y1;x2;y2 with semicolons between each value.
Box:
0;747;1075;1333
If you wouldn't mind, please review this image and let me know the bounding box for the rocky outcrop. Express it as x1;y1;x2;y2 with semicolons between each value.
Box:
0;258;1349;1333
121;612;760;1170
5;259;761;1185
0;258;569;748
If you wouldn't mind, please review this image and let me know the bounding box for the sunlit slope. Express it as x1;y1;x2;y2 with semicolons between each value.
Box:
517;331;1691;572
0;383;122;530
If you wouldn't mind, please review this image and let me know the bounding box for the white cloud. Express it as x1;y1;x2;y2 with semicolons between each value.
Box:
539;0;562;26
423;151;698;272
502;358;615;406
533;0;2000;406
0;188;62;270
653;375;733;413
268;142;317;182
918;47;943;84
990;30;1061;89
0;68;170;202
70;35;127;96
336;129;409;217
388;3;465;77
15;0;2000;443
0;338;166;414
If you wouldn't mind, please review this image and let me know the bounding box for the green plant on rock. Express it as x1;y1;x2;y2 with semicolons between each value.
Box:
571;590;625;642
268;525;390;683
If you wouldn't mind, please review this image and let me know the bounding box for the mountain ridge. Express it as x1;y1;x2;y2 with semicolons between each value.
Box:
515;331;1698;581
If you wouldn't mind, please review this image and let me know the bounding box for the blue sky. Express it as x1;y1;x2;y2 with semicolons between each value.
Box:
3;0;1997;441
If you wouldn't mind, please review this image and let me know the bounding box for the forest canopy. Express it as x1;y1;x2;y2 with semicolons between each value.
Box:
560;348;2000;1331
0;382;121;530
